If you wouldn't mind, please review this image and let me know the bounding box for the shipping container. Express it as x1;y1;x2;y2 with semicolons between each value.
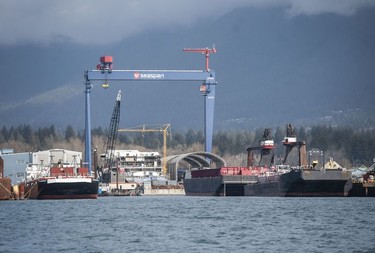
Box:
50;167;75;177
78;167;89;176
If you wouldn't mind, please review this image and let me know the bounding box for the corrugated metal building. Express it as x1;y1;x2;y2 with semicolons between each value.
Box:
32;149;82;166
0;149;32;185
0;149;82;185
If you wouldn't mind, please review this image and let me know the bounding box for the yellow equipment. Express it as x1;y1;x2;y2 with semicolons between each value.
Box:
118;124;171;176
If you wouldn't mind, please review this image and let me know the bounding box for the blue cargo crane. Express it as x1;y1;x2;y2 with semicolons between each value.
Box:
84;49;217;173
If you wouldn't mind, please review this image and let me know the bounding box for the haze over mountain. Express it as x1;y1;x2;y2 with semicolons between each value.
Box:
0;1;374;132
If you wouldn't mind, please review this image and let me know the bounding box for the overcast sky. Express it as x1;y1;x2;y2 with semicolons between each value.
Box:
1;0;374;46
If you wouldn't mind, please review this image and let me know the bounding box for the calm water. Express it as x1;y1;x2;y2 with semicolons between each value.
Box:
1;196;375;253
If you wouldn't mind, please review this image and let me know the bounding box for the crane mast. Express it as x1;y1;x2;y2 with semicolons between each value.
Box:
282;123;308;167
105;90;122;174
247;128;275;167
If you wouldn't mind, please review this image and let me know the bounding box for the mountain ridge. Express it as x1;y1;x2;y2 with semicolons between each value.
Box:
0;6;374;131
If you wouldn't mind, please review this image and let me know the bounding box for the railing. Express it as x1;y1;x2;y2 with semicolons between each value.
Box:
49;173;91;178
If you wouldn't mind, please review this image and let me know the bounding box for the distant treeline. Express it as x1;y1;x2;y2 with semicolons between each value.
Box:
0;124;374;167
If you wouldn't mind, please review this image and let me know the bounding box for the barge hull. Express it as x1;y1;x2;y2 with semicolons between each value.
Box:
347;181;375;197
185;169;351;197
184;175;258;196
28;179;99;200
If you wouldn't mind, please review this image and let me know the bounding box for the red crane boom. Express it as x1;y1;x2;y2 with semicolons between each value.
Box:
183;46;217;71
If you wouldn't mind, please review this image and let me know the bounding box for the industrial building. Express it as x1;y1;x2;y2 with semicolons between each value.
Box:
0;149;31;185
27;149;82;181
0;149;82;185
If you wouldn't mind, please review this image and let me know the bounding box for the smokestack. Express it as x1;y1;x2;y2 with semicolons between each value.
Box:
298;141;308;167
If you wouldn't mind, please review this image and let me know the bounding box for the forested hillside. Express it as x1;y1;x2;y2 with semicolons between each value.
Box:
1;124;374;168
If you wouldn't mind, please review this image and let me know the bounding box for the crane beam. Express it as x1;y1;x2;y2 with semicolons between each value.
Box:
88;69;213;81
118;124;169;132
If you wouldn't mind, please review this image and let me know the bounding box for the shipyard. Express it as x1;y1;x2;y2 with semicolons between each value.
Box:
1;121;375;199
1;53;374;200
2;2;375;253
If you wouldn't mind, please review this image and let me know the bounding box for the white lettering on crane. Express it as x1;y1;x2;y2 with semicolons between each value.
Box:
133;72;165;79
140;73;165;79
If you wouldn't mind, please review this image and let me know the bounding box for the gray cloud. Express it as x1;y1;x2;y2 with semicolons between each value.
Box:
0;84;81;112
0;0;374;45
285;0;375;17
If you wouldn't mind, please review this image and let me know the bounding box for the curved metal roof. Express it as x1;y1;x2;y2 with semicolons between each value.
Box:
164;152;226;180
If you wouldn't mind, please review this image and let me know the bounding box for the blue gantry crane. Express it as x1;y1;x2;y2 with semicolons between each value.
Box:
84;48;217;173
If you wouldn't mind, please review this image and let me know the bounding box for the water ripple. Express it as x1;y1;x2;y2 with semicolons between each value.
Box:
1;197;375;252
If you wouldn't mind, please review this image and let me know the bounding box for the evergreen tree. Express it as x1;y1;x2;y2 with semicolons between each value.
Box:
274;126;284;144
118;133;132;145
298;126;307;141
171;132;185;147
185;129;196;147
144;132;160;149
22;124;34;145
49;124;57;139
65;125;76;140
1;126;9;142
92;127;104;136
214;131;230;156
234;131;251;154
196;130;204;144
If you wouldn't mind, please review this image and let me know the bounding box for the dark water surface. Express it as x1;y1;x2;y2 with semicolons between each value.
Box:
1;196;375;253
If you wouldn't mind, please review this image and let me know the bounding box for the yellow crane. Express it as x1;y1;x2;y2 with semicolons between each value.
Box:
118;124;171;176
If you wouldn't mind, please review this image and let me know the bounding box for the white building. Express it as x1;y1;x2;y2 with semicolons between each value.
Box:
0;149;83;185
0;149;32;185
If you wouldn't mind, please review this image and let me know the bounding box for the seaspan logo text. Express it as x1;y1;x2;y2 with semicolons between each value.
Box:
134;72;165;79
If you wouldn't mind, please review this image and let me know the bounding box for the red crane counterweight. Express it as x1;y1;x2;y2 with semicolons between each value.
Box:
96;56;113;89
96;56;113;72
